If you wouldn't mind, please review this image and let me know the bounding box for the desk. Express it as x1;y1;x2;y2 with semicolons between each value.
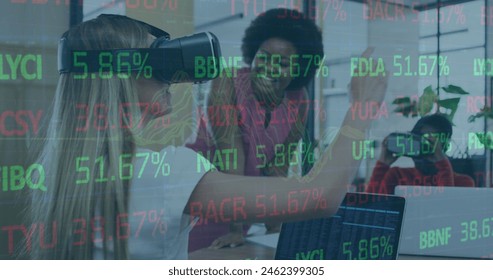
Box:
189;241;465;260
189;242;275;260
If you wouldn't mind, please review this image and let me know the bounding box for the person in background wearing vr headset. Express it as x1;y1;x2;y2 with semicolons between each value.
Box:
366;114;474;195
187;8;323;251
25;14;387;259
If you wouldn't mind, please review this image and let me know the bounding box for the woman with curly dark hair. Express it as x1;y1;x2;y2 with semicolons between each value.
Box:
187;8;325;250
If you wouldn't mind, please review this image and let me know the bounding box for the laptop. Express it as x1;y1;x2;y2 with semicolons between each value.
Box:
274;192;406;260
394;186;493;259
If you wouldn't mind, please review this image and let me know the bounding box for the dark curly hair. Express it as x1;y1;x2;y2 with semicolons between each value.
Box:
411;114;453;152
242;8;324;90
411;114;453;138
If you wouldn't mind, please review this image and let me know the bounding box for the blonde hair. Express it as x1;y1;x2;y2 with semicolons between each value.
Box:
26;15;152;259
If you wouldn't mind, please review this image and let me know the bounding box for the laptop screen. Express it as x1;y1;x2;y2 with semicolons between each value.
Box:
395;186;493;259
275;192;406;260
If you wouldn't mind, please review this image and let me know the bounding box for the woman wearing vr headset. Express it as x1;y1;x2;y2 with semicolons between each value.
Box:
366;114;475;195
188;8;324;250
26;14;387;259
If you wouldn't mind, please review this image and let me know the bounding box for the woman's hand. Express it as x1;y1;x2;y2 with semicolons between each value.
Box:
190;50;390;226
209;232;245;249
265;222;281;234
348;47;388;107
379;136;399;166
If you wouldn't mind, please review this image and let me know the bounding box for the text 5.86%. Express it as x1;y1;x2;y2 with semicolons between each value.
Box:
342;235;394;260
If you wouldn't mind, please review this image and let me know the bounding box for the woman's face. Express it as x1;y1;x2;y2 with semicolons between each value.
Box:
135;34;173;122
412;125;448;175
136;78;172;121
251;37;298;106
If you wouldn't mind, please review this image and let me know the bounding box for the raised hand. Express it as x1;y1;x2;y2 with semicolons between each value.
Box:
379;136;399;166
348;47;388;108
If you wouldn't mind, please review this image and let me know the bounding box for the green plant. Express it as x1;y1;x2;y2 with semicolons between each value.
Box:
468;105;493;149
392;85;470;123
468;106;493;123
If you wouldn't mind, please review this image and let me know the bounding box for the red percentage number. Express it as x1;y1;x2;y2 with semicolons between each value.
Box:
150;102;171;128
287;188;327;214
447;5;465;24
312;188;328;210
148;209;167;237
333;0;347;21
133;209;167;238
323;0;347;21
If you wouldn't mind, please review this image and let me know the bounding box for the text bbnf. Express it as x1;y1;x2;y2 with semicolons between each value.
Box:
195;56;242;79
420;227;452;249
0;54;42;80
0;110;42;137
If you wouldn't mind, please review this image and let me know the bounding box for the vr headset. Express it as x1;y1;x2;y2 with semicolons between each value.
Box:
386;132;428;158
58;14;221;83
